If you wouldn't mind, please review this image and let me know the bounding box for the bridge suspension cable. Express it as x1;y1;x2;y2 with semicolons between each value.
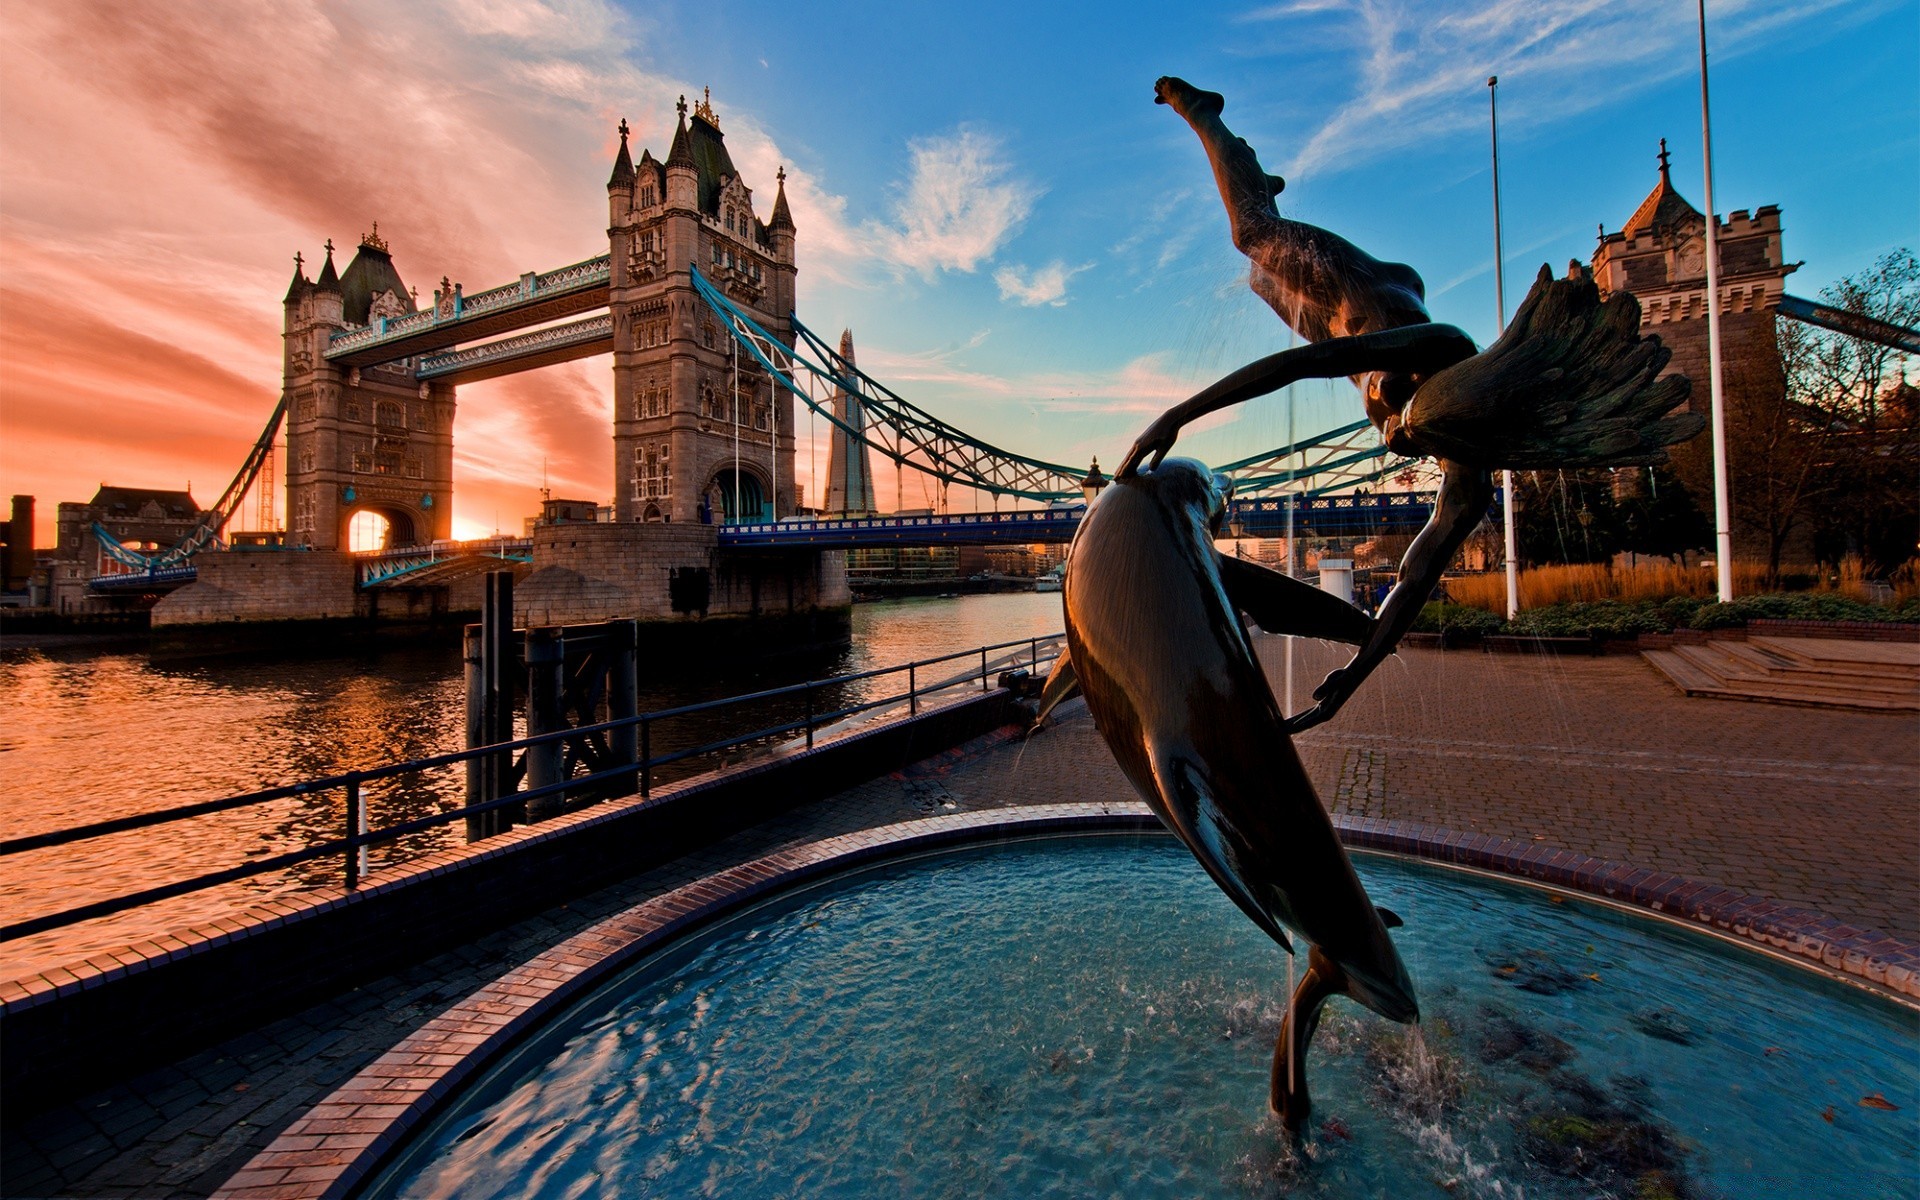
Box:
689;267;1413;503
95;396;289;571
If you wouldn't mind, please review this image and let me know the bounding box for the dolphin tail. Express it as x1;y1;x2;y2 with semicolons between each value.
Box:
1216;553;1372;646
1270;944;1344;1130
1030;647;1081;731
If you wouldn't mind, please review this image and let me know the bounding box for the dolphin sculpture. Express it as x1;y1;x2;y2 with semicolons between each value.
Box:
1036;456;1415;1128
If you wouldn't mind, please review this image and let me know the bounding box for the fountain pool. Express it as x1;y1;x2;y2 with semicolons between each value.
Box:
369;835;1915;1198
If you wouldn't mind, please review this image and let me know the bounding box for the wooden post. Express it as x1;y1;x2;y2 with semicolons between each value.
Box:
487;571;519;828
524;625;565;821
463;622;489;842
607;619;640;796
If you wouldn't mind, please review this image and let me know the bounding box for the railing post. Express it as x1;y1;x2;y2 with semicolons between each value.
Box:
486;571;520;830
805;683;815;750
981;646;989;692
640;717;651;799
343;774;366;889
524;626;565;821
1030;637;1038;672
909;662;918;716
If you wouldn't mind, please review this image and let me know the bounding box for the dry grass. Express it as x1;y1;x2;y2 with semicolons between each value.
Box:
1446;558;1916;612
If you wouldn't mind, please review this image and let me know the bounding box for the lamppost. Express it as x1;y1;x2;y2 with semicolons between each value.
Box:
1079;457;1109;507
1229;511;1247;559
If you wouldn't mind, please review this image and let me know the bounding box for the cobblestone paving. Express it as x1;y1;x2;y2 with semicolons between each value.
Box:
4;641;1914;1198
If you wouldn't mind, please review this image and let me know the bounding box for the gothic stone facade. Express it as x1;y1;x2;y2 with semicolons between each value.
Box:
281;232;456;552
607;94;799;526
1591;145;1796;555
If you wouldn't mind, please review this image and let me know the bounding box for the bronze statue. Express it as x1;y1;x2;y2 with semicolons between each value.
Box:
1041;79;1704;1130
1129;77;1701;732
1036;458;1412;1129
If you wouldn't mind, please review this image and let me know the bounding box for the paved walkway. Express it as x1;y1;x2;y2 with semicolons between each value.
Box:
4;640;1914;1198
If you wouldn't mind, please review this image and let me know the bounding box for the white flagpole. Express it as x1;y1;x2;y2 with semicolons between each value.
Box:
1698;0;1735;601
1490;75;1519;618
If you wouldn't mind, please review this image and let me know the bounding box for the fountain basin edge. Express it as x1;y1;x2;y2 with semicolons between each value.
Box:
216;803;1920;1200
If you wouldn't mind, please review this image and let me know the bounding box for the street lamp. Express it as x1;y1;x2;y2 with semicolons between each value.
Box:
1228;511;1246;559
1079;457;1109;507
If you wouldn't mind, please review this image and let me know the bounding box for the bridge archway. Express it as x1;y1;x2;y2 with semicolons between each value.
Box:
705;466;769;524
343;503;421;552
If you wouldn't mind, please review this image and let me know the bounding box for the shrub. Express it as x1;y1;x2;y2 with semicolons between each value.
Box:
1688;592;1907;630
1413;602;1506;638
1506;600;1671;639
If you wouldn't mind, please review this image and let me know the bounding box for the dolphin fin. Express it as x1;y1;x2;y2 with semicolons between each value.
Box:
1154;749;1295;955
1216;553;1372;646
1376;906;1404;929
1030;647;1081;730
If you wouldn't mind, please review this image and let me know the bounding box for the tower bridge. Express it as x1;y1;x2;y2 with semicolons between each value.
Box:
133;91;1439;645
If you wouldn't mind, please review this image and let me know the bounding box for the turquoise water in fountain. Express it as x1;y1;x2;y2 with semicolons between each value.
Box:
373;837;1917;1198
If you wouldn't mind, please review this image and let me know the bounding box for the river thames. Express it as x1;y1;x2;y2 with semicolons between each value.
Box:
0;592;1064;976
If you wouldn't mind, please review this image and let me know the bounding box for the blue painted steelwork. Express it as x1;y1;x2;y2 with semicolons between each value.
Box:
1777;293;1920;355
689;268;1414;503
719;488;1495;550
88;393;287;574
88;566;199;592
325;256;613;361
356;538;535;588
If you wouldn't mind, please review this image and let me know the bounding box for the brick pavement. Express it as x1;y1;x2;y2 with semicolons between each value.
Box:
4;640;1914;1198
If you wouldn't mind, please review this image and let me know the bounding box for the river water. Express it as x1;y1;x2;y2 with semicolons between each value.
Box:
0;592;1065;979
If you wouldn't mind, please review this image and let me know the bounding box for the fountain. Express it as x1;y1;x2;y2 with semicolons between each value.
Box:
246;82;1916;1198
365;837;1916;1197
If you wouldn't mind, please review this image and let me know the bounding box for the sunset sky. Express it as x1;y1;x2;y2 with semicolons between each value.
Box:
2;0;1914;545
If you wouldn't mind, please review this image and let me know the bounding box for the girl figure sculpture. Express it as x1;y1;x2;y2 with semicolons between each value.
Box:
1128;77;1702;731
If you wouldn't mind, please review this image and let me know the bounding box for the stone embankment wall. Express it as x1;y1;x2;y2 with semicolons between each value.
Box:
518;522;849;627
150;551;359;626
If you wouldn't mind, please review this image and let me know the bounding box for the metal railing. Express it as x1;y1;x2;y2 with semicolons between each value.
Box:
0;634;1064;943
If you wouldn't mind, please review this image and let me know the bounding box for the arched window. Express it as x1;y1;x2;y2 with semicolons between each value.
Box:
375;400;404;429
641;184;656;207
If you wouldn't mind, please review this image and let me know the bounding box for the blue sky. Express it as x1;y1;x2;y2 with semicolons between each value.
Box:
661;0;1917;482
2;0;1913;536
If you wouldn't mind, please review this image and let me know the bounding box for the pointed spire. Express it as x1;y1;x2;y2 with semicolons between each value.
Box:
608;117;635;189
839;327;856;366
315;238;340;290
769;164;794;229
1657;137;1671;183
666;97;694;169
283;250;310;303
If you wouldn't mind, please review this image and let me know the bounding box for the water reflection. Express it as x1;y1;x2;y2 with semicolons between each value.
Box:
0;592;1064;971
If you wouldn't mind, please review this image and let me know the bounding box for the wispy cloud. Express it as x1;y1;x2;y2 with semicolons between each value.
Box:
994;260;1094;307
867;131;1041;278
1253;0;1876;180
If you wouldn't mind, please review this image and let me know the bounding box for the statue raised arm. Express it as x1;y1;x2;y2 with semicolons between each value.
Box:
1131;77;1700;731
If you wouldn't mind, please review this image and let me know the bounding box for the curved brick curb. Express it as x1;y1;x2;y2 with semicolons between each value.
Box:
220;805;1920;1200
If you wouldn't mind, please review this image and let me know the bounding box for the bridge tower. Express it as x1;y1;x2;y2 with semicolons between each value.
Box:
607;91;798;525
282;231;456;550
824;329;878;516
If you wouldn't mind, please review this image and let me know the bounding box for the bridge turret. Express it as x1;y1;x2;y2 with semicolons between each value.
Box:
664;97;698;211
282;252;311;307
310;239;344;328
768;166;795;267
608;117;635;225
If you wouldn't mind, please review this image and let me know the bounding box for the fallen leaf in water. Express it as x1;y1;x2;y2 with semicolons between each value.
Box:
1763;1047;1785;1056
1821;1105;1836;1123
1586;973;1603;983
1859;1093;1899;1111
1549;895;1562;904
